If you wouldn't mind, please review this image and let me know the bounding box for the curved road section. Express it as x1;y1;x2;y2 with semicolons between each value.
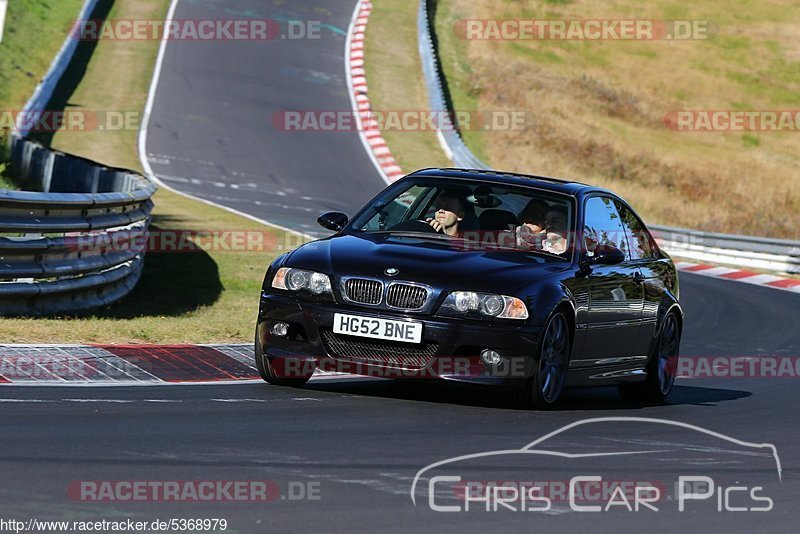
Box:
144;0;381;234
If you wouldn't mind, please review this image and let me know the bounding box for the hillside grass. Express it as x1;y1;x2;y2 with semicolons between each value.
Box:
432;0;800;238
364;0;800;239
0;0;305;342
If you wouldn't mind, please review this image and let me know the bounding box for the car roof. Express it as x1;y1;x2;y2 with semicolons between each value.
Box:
408;167;610;197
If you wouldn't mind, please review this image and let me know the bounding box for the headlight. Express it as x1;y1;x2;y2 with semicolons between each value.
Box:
439;291;529;320
271;267;332;295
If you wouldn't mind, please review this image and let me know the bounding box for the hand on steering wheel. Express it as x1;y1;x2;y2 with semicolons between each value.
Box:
425;217;445;233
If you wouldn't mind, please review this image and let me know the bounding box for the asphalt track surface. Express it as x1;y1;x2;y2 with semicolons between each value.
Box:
3;273;799;532
2;0;798;532
144;0;381;236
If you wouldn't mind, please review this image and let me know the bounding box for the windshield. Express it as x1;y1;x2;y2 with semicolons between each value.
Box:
349;178;574;257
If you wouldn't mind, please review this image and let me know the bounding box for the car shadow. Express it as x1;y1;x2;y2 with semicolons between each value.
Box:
303;379;751;411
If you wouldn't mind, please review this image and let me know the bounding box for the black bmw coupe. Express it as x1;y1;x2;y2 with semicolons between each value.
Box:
255;168;682;408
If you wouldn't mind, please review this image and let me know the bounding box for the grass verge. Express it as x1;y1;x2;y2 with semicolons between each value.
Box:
0;0;303;343
433;0;800;239
0;0;86;188
369;0;800;239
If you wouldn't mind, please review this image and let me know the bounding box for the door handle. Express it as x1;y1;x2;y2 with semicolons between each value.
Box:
632;272;646;284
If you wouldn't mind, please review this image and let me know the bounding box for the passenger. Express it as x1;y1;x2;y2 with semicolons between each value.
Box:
427;194;465;237
541;206;569;254
515;198;549;249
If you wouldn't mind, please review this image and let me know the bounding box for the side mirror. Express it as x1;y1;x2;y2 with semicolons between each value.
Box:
589;244;625;265
317;211;348;232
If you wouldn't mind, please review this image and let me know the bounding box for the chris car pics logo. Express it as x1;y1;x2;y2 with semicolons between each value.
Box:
410;417;781;513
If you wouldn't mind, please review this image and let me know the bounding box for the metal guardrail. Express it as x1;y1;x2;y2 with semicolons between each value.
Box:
417;0;800;275
1;137;155;315
0;0;157;315
417;0;486;171
649;226;800;274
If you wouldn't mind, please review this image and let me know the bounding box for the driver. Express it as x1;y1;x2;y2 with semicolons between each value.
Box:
427;194;465;237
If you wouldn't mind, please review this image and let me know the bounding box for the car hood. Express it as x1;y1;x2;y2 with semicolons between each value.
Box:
284;233;568;294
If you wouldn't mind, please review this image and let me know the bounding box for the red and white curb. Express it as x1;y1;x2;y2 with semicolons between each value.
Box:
346;0;404;185
675;261;800;293
0;344;358;385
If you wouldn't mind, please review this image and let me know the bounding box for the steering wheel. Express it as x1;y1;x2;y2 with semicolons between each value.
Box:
387;219;441;233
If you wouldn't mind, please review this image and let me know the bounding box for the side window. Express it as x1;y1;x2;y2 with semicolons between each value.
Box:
614;200;658;260
583;197;628;259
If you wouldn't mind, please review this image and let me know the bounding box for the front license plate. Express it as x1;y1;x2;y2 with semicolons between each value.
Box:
333;313;423;344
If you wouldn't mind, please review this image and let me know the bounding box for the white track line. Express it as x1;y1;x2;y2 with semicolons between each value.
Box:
0;374;371;387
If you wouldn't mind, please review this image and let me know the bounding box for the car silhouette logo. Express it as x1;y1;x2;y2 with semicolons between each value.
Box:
384;267;399;276
409;416;783;506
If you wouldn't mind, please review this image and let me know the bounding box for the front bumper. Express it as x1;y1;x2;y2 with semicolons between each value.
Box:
257;291;543;386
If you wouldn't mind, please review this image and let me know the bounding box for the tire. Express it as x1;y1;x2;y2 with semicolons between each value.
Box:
513;311;571;409
619;311;680;403
254;329;312;387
